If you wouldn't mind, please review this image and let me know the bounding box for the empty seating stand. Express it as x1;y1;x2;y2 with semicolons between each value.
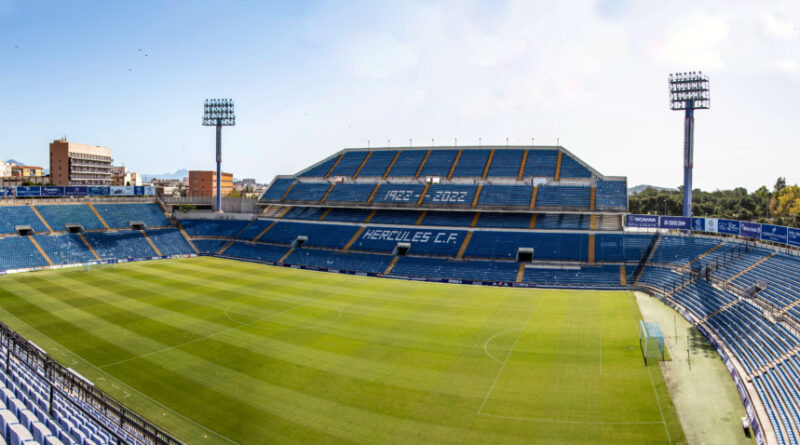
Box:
35;205;104;231
386;151;427;177
260;178;296;201
487;149;524;178
419;150;458;177
329;151;368;177
93;203;169;228
0;206;49;234
284;182;331;202
451;150;490;177
356;150;397;177
325;183;375;203
478;185;532;207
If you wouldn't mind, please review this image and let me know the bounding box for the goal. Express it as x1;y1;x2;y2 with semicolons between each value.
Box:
639;320;665;365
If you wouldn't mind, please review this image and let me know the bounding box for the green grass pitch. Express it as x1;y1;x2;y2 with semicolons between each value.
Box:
0;257;685;444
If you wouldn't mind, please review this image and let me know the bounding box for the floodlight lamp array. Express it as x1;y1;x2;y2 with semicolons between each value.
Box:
203;98;236;126
668;71;710;110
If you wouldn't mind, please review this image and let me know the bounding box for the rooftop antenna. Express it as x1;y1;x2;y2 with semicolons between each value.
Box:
478;137;481;147
506;137;509;147
669;71;710;218
454;137;457;147
409;138;412;147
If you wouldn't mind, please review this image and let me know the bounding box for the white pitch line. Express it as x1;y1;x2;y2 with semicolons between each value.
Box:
477;309;534;415
478;412;665;425
483;328;523;365
648;364;672;445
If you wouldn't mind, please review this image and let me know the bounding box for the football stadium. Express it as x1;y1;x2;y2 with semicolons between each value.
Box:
0;141;798;445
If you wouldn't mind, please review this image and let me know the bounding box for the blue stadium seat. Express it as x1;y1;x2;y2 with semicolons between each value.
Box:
487;149;524;178
323;208;372;223
386;150;427;177
145;229;195;256
94;203;169;228
83;231;157;260
34;234;96;265
0;237;48;270
474;212;531;229
285;248;393;273
357;150;397;177
222;242;289;262
180;219;250;237
369;210;422;225
523;149;558;177
419;150;458;177
558;154;593;178
465;231;588;261
325;183;375;203
329;151;369;177
595;234;655;262
193;239;229;254
451;150;491;177
260;178;295;201
0;206;49;234
478;185;532;206
391;256;518;282
596;180;627;210
536;185;591;208
282;207;326;220
35;205;104;230
259;222;358;249
535;214;590;230
420;212;475;227
299;156;338;177
284;182;331;202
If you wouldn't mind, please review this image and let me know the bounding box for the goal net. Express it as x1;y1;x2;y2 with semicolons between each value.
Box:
639;320;665;365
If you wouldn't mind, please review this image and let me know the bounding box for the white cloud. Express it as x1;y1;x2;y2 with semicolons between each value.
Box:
342;32;418;78
651;10;730;70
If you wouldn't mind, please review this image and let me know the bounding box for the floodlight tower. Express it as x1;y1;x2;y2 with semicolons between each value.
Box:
202;99;235;212
668;72;710;218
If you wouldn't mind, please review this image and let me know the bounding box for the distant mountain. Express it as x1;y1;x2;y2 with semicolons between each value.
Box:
628;184;678;196
6;159;25;165
142;169;189;181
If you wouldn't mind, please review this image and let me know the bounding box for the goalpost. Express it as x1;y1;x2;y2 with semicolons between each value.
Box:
639;320;665;365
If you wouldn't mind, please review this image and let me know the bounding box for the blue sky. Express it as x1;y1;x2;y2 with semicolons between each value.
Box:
1;0;798;191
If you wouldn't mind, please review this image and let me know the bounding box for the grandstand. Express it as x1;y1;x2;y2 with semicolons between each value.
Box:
0;145;798;444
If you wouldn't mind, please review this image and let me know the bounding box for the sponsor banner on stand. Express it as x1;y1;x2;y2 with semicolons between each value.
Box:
625;214;659;228
717;219;740;236
761;224;788;244
740;221;762;239
659;216;691;230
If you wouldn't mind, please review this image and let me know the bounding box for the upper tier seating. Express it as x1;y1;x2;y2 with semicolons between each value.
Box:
419;150;458;177
523;149;558;177
145;229;195;256
36;205;104;231
357;150;397;177
558;155;593;178
0;206;49;234
0;236;48;270
325;183;375;203
260;178;296;200
536;185;591;208
235;219;275;240
284;182;331;202
487;149;524;178
83;231;157;260
299;157;338;177
330;151;368;177
180;219;250;237
390;256;519;282
386;150;426;176
596;180;627;210
451;150;491;177
478;185;532;206
94;203;169;228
